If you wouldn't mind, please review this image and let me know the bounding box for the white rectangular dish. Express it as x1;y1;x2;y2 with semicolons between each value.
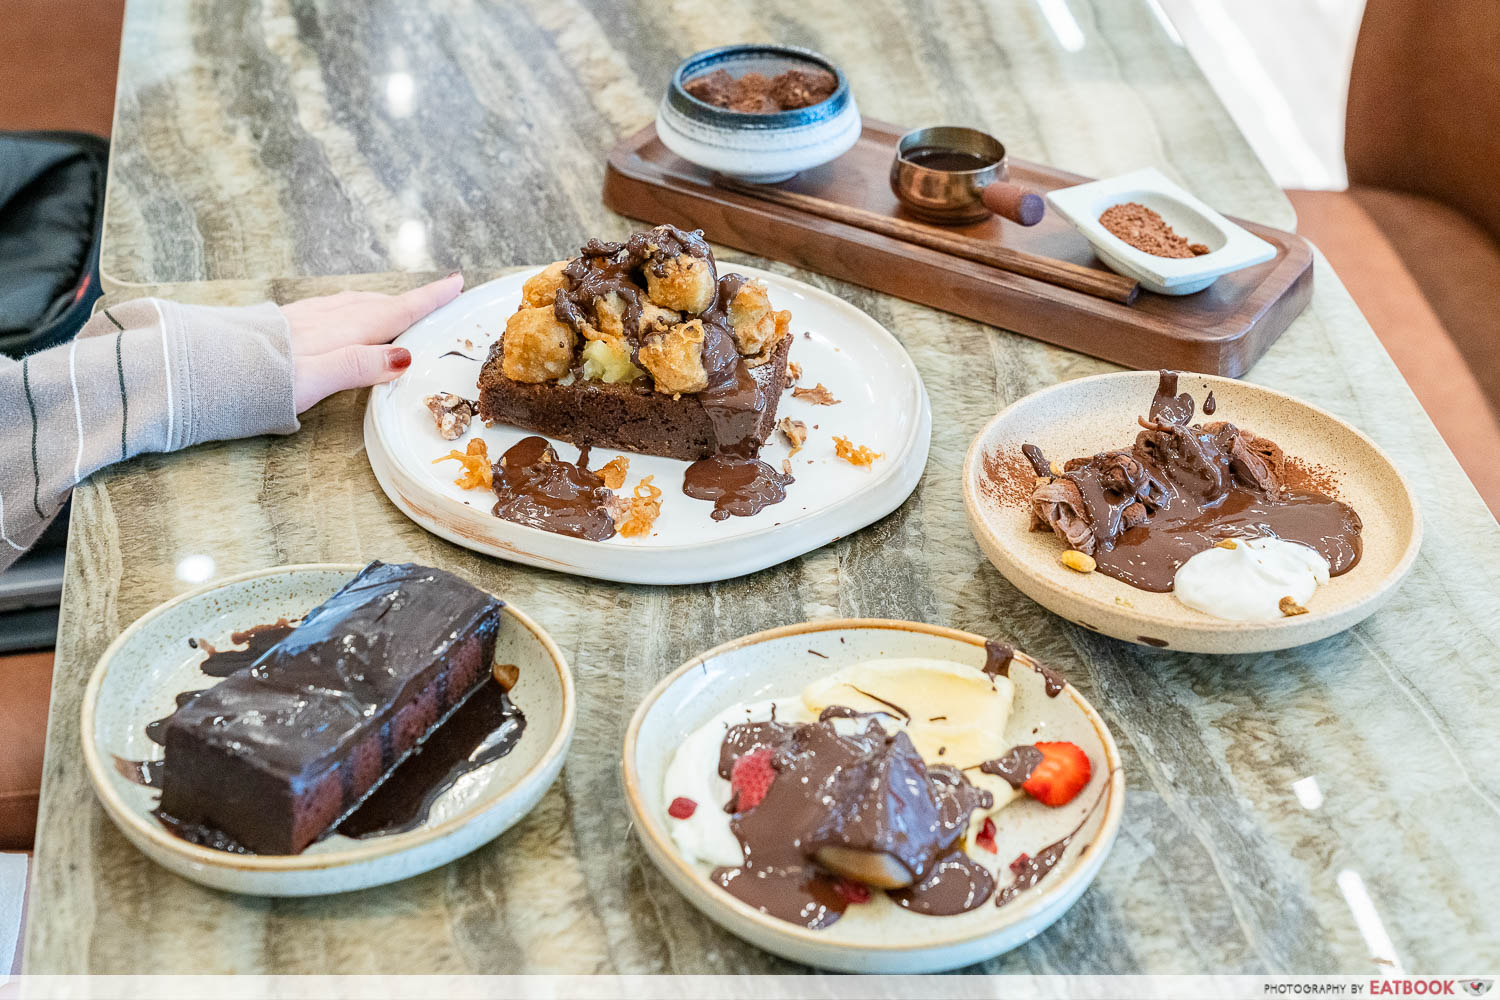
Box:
1046;167;1276;295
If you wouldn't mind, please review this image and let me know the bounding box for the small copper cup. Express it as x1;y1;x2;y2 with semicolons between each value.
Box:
890;126;1045;226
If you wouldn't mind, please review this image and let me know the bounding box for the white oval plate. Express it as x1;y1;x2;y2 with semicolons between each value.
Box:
81;563;575;897
365;264;930;585
623;619;1125;973
963;372;1422;653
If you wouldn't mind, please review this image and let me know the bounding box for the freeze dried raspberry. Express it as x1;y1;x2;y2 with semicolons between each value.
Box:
1010;852;1032;876
834;878;872;904
729;748;776;811
667;796;697;819
976;817;998;854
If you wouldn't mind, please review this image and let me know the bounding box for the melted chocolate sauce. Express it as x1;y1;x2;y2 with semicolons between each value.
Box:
712;715;993;928
979;744;1044;788
337;680;526;838
995;783;1110;907
983;640;1015;678
1038;661;1067;697
113;755;164;788
683;456;793;520
189;619;297;677
1202;390;1216;415
1023;371;1363;592
491;436;616;540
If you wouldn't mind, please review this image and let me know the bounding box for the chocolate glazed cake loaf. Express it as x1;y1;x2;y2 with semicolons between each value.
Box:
477;226;795;461
156;561;504;855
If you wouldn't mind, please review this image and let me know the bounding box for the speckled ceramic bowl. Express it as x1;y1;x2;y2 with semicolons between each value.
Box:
963;372;1422;653
656;44;861;183
81;563;575;896
622;619;1125;973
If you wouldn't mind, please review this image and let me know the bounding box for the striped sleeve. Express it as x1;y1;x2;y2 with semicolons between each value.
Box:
0;299;298;569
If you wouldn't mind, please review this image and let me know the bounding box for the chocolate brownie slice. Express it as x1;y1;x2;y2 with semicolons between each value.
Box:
156;561;504;855
477;335;793;462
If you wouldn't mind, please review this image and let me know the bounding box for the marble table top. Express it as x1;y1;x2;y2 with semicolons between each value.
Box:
29;0;1500;977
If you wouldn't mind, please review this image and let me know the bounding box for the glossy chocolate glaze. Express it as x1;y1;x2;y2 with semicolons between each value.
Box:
491;435;616;540
979;744;1044;788
683;455;793;520
337;679;526;838
1025;371;1363;592
982;640;1015;678
711;714;993;928
188;619;297;677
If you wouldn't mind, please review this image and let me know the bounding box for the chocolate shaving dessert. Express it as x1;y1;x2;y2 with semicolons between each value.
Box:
1019;372;1363;614
116;562;525;855
684;66;837;113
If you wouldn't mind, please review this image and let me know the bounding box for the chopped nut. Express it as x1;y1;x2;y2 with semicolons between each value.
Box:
492;662;520;690
787;361;802;384
1215;538;1238;550
1060;550;1096;573
792;383;840;405
423;392;474;441
1279;596;1309;616
1049;461;1063;476
433;437;493;490
594;455;630;490
782;459;793;476
617;475;663;538
833;435;882;467
778;417;808;456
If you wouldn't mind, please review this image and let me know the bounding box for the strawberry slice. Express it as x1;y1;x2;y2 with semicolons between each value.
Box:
729;748;776;811
975;817;998;854
1021;741;1091;807
833;878;872;904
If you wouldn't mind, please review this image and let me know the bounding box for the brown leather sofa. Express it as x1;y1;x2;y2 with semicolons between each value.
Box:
1286;0;1500;516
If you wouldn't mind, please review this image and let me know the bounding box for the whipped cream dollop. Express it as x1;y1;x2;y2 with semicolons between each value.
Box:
1173;537;1330;621
662;657;1022;869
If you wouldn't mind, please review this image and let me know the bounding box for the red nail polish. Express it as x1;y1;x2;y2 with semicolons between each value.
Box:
390;347;412;370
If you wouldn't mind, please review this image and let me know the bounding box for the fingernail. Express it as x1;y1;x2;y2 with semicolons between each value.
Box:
446;270;462;281
389;347;412;370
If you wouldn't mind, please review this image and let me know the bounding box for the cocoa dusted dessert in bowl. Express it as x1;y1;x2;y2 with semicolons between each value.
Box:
656;44;862;183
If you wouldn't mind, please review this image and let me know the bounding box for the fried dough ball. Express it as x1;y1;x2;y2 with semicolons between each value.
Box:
520;260;570;309
725;278;791;363
638;299;681;337
501;306;576;383
590;289;634;347
643;254;716;314
637;319;709;395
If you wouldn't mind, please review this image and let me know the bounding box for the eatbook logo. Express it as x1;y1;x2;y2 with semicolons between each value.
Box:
1463;981;1493;997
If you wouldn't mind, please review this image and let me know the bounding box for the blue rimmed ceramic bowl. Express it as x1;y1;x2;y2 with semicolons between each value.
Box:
657;44;862;183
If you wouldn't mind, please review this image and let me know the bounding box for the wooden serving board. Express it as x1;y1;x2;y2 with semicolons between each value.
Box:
602;120;1314;376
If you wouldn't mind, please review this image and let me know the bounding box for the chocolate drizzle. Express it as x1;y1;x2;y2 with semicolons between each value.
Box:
979;744;1045;788
682;456;793;521
995;783;1111;907
189;619;297;677
711;714;993;928
1023;371;1363;592
982;640;1015;678
491;436;616;540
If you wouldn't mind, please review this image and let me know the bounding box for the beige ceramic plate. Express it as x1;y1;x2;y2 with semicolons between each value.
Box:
963;372;1422;653
81;563;575;896
622;619;1125;973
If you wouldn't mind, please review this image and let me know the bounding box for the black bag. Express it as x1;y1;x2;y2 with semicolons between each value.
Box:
0;130;108;358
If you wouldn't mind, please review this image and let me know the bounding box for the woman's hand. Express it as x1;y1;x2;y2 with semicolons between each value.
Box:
282;272;464;413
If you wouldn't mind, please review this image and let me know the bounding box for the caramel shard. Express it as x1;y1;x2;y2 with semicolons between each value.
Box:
1060;550;1096;573
1279;596;1309;617
778;417;808;456
617;475;663;538
502;306;576;383
1215;538;1238;550
424;392;473;441
520;260;570;309
787;361;802;384
594;455;630;490
792;383;840;405
433;437;493;490
833;435;882;468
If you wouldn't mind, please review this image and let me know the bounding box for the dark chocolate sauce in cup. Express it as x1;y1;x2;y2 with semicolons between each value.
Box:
901;147;997;172
1022;371;1363;592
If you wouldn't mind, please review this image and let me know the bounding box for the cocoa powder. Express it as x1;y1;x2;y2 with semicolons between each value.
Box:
1098;202;1210;259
